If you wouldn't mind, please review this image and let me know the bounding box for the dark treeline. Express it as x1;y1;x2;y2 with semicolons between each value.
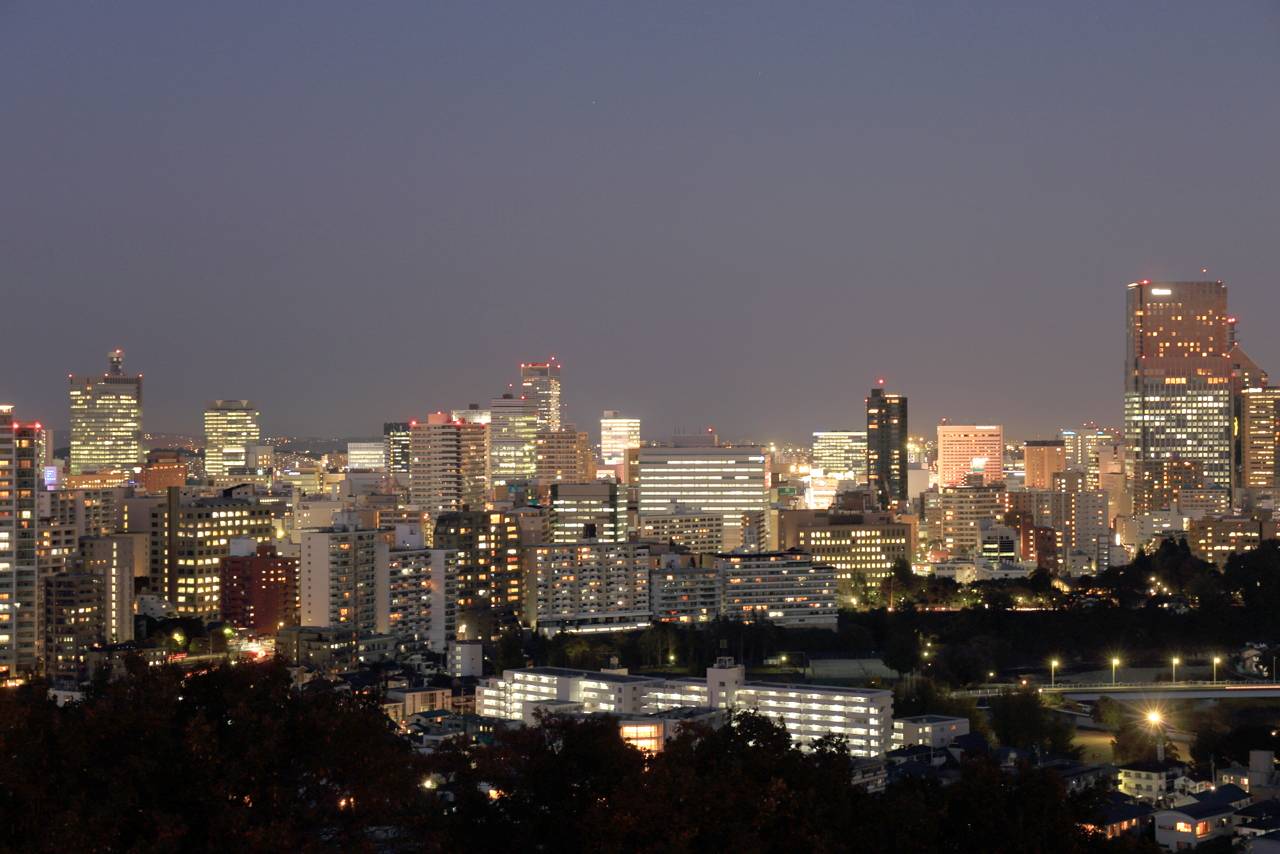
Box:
0;660;1156;853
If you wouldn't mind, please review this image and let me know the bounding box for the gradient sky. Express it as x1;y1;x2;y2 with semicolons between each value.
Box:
3;2;1278;442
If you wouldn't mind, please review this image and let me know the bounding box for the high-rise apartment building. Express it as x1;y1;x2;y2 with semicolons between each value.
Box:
203;400;261;479
1124;280;1236;496
220;542;298;633
600;411;642;467
0;407;44;678
383;422;412;475
432;510;522;632
923;481;1006;558
408;413;489;518
635;447;769;551
531;540;653;634
489;393;538;485
812;431;868;481
520;358;563;431
78;533;143;644
386;524;456;653
716;552;838;629
937;425;1004;487
1023;439;1067;490
866;386;908;505
68;349;143;475
300;514;389;637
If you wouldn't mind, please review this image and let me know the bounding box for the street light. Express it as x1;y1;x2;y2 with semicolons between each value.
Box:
1050;658;1060;688
1145;710;1167;762
1111;657;1121;686
1171;656;1181;683
1213;656;1222;683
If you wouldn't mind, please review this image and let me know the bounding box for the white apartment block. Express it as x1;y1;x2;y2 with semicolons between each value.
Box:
635;447;769;551
891;714;970;749
533;541;653;634
716;552;838;630
476;660;894;756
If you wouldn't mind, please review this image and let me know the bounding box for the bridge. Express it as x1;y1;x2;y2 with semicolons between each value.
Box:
956;680;1280;702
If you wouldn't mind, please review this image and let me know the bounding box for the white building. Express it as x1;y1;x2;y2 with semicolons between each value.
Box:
386;524;456;653
476;659;894;756
637;510;725;555
203;400;261;479
68;350;143;475
489;394;538;485
600;411;642;467
346;441;385;471
532;541;653;634
408;413;489;517
891;714;970;749
716;552;838;630
550;482;624;543
635;447;769;551
300;513;389;636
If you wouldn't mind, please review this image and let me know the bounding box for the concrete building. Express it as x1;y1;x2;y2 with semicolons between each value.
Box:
1023;439;1067;490
78;533;143;644
203;400;261;479
635;446;769;551
68;349;142;475
346;441;385;471
1189;515;1278;565
550;482;624;543
300;513;389;637
924;481;1005;558
938;425;1004;487
477;660;894;755
432;510;523;632
866;386;908;505
600;411;641;467
383;422;412;475
408;413;489;518
716;552;838;629
1240;387;1280;491
386;524;456;653
651;560;720;624
534;428;595;485
0;407;48;677
219;541;298;633
532;541;654;634
891;714;970;749
636;510;725;555
777;509;911;607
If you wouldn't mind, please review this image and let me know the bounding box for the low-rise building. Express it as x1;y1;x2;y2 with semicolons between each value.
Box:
891;714;970;749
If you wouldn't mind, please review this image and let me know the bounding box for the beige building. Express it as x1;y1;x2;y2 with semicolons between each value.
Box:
1023;439;1066;490
534;428;596;485
1240;387;1280;491
408;413;489;518
778;509;910;606
203;400;261;479
937;425;1004;487
1189;515;1277;565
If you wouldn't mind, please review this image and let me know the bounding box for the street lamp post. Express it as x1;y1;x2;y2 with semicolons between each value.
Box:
1171;656;1180;683
1213;656;1221;684
1050;658;1059;688
1111;657;1120;686
1146;711;1166;762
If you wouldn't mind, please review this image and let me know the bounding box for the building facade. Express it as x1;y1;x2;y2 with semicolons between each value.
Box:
68;349;143;475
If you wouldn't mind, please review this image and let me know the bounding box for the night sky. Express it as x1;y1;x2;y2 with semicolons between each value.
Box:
3;2;1278;442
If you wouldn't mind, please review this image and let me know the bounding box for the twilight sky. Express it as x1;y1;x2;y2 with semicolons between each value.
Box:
3;2;1278;443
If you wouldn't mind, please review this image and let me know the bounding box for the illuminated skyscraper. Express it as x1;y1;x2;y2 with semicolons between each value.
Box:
408;413;489;518
68;349;143;475
866;386;907;505
811;431;867;481
520;358;563;431
489;393;538;485
937;425;1004;487
600;410;641;466
1239;387;1280;491
203;400;261;478
1124;280;1234;493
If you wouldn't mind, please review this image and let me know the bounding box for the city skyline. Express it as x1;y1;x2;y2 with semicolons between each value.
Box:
3;4;1279;439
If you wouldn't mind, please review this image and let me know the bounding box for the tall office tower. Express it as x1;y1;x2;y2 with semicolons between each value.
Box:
937;425;1004;487
520;358;563;431
432;510;522;633
534;428;596;484
203;400;261;478
635;446;770;551
68;349;143;475
1023;440;1067;490
383;422;412;475
300;513;389;637
1125;280;1236;498
0;407;44;678
600;411;642;466
550;482;624;543
220;542;298;633
811;431;868;481
78;534;143;644
1239;388;1280;491
408;413;489;518
1096;440;1133;524
489;393;538;485
866;386;908;506
386;524;456;654
345;441;385;471
531;541;654;634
